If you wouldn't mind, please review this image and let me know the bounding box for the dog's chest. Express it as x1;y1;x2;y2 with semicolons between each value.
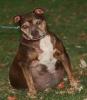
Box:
38;35;57;72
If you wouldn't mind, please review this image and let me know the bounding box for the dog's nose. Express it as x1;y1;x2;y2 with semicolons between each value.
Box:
32;30;39;37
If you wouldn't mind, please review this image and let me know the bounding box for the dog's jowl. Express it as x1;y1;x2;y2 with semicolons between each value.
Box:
9;8;79;97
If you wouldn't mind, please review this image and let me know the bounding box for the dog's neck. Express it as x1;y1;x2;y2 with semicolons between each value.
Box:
20;32;47;48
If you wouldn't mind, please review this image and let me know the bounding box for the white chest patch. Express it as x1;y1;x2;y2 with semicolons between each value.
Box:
39;35;57;72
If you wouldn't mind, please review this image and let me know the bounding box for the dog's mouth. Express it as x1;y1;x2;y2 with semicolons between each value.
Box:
22;33;32;40
22;31;46;41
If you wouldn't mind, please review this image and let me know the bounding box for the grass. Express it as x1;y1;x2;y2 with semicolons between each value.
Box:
0;0;87;99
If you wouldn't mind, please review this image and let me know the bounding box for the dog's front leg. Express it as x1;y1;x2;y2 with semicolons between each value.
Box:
21;64;37;97
54;40;79;89
59;52;79;89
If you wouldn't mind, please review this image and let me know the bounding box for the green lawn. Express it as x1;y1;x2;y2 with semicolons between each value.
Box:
0;0;87;100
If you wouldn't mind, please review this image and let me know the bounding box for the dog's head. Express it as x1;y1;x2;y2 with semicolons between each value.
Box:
14;8;47;40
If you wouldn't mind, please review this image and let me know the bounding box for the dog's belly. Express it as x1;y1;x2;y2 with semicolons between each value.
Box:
31;35;64;90
31;61;64;90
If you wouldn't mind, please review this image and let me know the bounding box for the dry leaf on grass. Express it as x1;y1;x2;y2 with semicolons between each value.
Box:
56;90;66;95
79;58;87;68
7;96;16;100
75;45;82;49
57;82;65;89
0;63;6;68
63;77;68;81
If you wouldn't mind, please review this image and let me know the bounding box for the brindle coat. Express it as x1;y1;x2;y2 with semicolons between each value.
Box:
9;8;79;97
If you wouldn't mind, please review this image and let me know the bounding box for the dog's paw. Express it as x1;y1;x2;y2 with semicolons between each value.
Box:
67;85;83;94
27;90;37;98
70;79;83;92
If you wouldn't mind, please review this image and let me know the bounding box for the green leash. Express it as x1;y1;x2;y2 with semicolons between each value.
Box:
0;25;20;29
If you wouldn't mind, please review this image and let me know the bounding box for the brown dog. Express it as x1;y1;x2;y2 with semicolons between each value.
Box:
9;8;79;97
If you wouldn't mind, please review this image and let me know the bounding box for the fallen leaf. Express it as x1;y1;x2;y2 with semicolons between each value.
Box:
0;63;6;68
57;90;66;95
63;77;68;81
84;98;87;100
79;33;87;40
7;96;16;100
78;85;83;92
57;82;65;89
75;45;82;48
79;58;87;68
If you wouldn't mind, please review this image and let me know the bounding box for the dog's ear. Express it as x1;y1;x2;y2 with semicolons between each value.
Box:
14;16;21;23
33;8;45;16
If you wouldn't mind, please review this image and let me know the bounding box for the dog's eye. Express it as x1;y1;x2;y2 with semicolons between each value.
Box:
22;25;29;29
